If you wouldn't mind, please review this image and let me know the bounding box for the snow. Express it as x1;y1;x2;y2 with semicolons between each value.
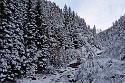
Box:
18;57;125;83
17;78;51;83
17;65;77;83
68;59;78;65
1;0;125;83
75;58;125;83
17;74;61;83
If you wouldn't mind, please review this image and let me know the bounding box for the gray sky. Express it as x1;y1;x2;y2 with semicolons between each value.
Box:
48;0;125;30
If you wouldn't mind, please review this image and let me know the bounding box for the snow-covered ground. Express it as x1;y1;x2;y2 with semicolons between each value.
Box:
16;42;103;83
17;66;77;83
17;57;125;83
75;58;125;83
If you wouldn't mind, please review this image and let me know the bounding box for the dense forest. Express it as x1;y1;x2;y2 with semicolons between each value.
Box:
0;0;125;83
97;15;125;60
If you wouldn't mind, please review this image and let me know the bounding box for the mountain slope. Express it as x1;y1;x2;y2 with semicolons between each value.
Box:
73;15;125;83
97;14;125;60
1;0;125;83
0;0;101;82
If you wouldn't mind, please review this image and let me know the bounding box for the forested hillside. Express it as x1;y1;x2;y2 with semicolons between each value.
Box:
0;0;101;82
97;15;125;60
72;15;125;83
1;0;125;83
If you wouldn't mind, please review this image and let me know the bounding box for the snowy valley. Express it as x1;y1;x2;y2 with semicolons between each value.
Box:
1;0;125;83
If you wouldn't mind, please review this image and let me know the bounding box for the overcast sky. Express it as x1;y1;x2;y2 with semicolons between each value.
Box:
48;0;125;30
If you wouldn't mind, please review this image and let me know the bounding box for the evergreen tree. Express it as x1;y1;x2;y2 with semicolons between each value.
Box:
63;5;68;27
0;0;25;82
34;0;50;74
22;0;37;75
93;25;96;37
